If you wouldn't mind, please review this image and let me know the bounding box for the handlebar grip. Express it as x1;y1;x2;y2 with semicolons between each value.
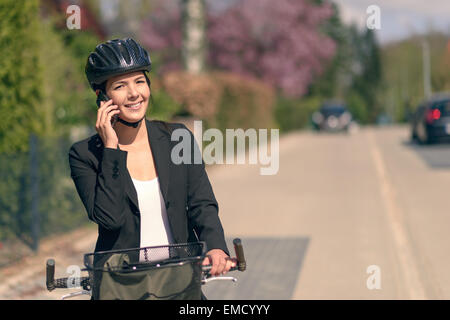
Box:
46;259;55;291
202;265;239;273
233;238;246;272
55;277;69;288
57;277;91;289
50;276;91;290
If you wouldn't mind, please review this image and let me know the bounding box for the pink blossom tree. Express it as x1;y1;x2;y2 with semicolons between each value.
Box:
140;0;336;97
207;0;336;97
140;1;183;73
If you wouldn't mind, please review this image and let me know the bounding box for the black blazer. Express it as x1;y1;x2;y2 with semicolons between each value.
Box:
68;119;229;256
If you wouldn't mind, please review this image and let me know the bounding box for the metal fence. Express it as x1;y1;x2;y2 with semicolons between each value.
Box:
0;134;88;265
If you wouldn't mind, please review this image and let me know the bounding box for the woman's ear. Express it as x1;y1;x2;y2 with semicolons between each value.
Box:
144;72;151;88
104;79;112;95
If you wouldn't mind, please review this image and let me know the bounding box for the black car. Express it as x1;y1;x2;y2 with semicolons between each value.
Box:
411;94;450;144
312;103;353;132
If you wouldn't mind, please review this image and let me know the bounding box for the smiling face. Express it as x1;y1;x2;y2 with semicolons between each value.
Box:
105;71;150;123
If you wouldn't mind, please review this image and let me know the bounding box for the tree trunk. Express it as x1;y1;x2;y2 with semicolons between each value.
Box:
181;0;207;74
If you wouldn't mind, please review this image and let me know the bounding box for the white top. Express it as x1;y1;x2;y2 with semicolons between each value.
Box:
131;176;175;262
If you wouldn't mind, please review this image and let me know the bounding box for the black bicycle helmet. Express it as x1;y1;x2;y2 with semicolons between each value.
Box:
85;38;151;90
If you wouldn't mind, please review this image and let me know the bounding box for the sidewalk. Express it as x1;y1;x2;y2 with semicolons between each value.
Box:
0;225;97;299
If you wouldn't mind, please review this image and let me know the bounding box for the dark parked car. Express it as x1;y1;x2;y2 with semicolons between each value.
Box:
411;94;450;144
312;103;353;132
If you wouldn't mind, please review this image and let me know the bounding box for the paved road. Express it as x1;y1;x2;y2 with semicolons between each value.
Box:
204;125;450;299
4;125;450;299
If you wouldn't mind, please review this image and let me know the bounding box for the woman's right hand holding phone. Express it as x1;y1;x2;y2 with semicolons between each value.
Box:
96;99;120;149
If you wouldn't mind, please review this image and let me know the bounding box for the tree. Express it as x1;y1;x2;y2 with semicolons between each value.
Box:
140;1;183;74
307;1;349;99
378;32;450;123
181;0;207;73
349;28;382;122
140;0;336;97
207;0;336;97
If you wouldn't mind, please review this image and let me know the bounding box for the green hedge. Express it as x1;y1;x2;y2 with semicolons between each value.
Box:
214;73;276;131
0;0;99;249
274;95;323;132
0;0;43;153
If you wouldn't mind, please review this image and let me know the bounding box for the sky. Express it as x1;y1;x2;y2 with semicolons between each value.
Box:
333;0;450;44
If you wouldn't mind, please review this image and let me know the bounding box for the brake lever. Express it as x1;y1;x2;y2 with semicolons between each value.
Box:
202;276;237;284
61;290;91;300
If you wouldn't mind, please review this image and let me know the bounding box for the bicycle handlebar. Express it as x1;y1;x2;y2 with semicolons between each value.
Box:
46;259;90;291
46;238;246;291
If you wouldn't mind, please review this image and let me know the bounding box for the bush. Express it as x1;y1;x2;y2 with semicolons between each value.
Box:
162;71;222;121
161;71;276;130
147;77;183;121
0;0;43;153
347;91;369;124
58;29;103;127
214;73;276;131
274;95;322;132
39;20;95;137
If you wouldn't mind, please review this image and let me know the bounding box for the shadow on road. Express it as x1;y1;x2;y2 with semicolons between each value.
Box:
202;236;310;300
402;138;450;169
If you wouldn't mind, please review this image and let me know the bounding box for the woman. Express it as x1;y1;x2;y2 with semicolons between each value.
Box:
69;38;234;299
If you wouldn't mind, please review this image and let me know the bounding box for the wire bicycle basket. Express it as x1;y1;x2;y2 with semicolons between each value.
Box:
83;242;207;300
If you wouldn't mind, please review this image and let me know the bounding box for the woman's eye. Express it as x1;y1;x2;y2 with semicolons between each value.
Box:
114;85;123;90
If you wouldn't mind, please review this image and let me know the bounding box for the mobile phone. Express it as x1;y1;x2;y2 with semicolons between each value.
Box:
96;90;118;126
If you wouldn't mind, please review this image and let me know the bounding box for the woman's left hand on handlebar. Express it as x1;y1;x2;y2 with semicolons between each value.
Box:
202;249;237;276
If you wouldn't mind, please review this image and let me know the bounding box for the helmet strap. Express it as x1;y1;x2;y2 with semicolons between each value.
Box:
117;116;145;128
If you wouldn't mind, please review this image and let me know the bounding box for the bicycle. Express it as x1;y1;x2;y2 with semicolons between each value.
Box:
46;238;246;300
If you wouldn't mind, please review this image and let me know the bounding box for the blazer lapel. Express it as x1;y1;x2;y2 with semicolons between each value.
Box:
147;119;171;207
124;170;138;211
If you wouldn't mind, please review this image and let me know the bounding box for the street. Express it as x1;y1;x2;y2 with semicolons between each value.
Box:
3;125;450;299
204;125;450;299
